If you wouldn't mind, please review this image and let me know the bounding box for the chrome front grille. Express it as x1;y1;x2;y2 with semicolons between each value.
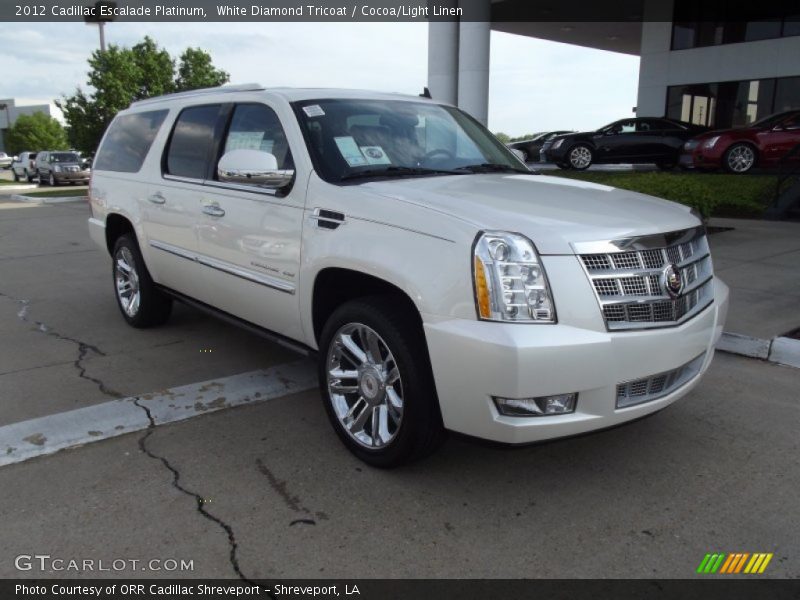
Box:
616;353;706;408
576;226;714;330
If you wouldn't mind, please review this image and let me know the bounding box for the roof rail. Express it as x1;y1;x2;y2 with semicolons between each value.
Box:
131;83;264;107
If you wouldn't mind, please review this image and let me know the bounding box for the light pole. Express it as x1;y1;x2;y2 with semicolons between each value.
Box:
0;103;10;153
84;1;116;52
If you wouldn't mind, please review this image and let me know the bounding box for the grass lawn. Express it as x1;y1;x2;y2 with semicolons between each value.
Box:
22;188;88;198
0;179;30;185
547;170;778;218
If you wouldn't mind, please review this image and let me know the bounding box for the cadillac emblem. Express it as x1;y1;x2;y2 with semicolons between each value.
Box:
663;264;683;298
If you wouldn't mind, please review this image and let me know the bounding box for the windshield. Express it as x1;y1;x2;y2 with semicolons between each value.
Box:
50;152;81;163
292;99;527;183
750;111;795;129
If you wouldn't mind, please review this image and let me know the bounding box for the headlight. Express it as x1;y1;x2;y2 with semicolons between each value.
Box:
702;136;720;150
473;231;556;323
551;139;564;150
53;165;62;172
683;140;699;151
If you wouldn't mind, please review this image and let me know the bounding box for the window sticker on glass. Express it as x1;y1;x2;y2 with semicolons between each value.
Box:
334;136;368;167
359;146;392;165
303;104;326;117
225;131;265;152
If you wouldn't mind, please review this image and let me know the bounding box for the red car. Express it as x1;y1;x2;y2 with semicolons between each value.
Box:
680;110;800;174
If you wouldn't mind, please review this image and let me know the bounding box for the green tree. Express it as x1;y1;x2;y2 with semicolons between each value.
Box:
176;48;229;91
57;37;229;153
5;112;69;155
494;132;511;144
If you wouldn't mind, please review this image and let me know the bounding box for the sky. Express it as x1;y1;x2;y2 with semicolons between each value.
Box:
0;22;640;136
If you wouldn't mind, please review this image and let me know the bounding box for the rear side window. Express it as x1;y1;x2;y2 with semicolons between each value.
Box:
165;105;222;179
94;110;168;173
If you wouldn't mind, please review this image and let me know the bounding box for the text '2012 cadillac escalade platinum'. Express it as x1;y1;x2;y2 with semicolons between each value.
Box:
87;84;729;467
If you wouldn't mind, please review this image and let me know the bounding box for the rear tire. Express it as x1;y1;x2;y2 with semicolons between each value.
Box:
112;234;172;328
318;296;445;467
25;169;34;183
12;170;20;182
656;162;676;171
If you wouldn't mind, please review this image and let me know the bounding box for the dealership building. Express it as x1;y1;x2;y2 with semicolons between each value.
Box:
428;0;800;129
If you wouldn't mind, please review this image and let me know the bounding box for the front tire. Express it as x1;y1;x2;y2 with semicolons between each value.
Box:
25;169;34;183
318;297;445;467
12;170;20;182
568;144;593;170
49;172;57;186
723;143;757;174
112;234;172;328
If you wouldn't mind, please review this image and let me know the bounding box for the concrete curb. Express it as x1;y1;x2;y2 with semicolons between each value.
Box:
10;193;87;204
717;331;800;368
0;184;38;192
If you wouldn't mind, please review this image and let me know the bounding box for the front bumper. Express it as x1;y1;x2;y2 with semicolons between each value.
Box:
424;278;729;444
53;171;91;183
679;150;721;170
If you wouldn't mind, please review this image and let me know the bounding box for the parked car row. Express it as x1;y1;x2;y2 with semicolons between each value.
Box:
10;150;91;185
517;109;800;174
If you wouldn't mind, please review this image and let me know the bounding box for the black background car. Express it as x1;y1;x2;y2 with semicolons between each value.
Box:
508;131;572;162
542;118;709;170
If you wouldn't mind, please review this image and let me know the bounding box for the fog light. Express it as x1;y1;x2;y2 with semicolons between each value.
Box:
493;393;577;417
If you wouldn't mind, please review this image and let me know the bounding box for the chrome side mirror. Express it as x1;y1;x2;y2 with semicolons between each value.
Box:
217;149;294;189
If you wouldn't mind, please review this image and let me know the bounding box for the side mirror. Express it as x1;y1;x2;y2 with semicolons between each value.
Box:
510;148;526;162
217;149;294;189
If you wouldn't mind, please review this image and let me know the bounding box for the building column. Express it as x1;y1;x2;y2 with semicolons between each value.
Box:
427;18;459;105
457;5;490;125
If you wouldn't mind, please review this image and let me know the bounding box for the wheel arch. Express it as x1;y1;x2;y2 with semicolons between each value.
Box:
105;213;136;256
310;267;424;345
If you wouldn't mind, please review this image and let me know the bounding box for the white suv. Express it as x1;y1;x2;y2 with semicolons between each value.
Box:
88;84;729;467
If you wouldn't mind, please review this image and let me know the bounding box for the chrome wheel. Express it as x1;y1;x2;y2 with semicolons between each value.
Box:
326;323;403;449
569;146;592;169
726;145;755;173
49;173;56;186
115;247;141;317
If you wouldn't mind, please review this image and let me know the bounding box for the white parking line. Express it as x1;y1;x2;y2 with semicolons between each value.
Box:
0;359;317;468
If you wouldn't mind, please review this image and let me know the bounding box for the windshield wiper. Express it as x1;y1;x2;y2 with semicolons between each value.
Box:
453;163;530;174
339;166;464;182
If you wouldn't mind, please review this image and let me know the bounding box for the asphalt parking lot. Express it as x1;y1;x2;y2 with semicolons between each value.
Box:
0;197;798;580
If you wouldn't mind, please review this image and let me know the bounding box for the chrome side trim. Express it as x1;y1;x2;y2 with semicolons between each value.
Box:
149;239;195;261
148;240;295;295
571;225;705;255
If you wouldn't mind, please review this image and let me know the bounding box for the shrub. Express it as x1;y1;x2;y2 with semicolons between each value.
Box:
548;171;776;218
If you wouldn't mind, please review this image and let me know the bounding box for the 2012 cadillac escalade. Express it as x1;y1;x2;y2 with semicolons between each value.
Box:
87;84;729;467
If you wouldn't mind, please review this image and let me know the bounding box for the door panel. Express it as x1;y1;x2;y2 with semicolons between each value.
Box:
139;180;207;300
194;102;305;342
140;104;223;300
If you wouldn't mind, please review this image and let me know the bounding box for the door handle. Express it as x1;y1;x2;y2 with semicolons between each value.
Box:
202;203;225;217
148;192;166;204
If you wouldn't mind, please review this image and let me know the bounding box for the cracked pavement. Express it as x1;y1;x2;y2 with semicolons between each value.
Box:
1;198;799;579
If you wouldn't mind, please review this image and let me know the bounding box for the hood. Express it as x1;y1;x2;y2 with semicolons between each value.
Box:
360;174;699;255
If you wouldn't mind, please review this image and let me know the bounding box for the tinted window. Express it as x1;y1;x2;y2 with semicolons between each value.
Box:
166;105;222;179
221;104;294;172
94;110;168;173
